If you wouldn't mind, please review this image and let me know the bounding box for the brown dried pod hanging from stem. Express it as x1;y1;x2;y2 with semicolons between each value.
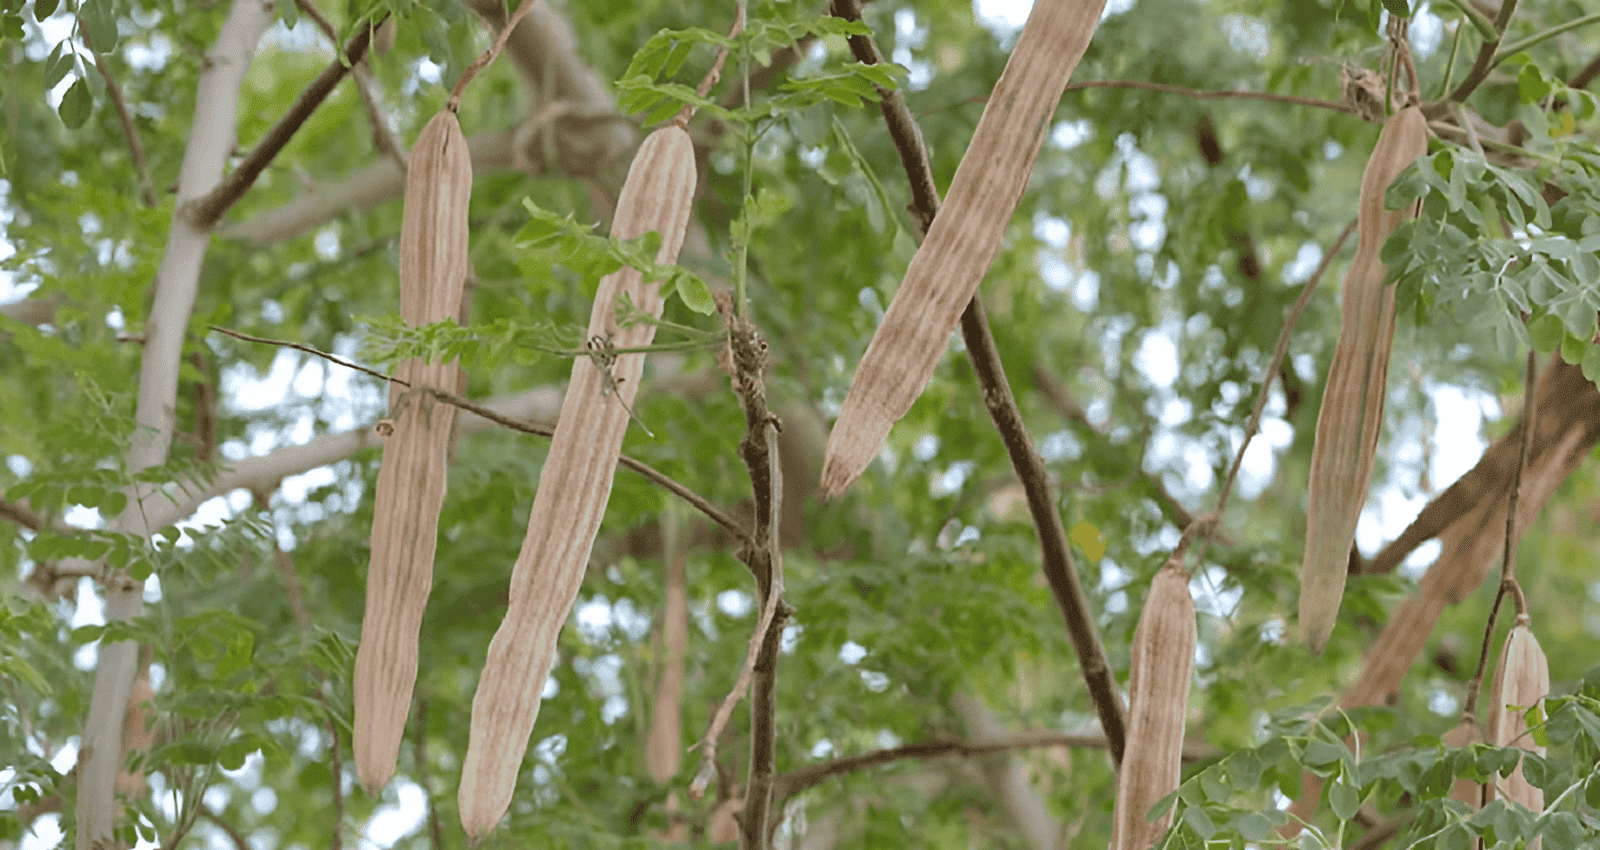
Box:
818;0;1106;498
1111;559;1196;850
458;121;697;839
1484;617;1548;818
1299;103;1428;653
353;108;472;794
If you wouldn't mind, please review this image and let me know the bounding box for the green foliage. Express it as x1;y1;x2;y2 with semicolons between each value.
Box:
2;0;1600;847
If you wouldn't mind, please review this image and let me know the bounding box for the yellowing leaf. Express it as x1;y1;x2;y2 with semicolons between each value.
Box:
1071;520;1106;561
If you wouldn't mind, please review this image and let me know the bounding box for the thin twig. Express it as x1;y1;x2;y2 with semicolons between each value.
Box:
78;23;156;207
294;0;408;173
1063;79;1355;114
1187;218;1358;572
198;806;250;850
329;709;344;850
1347;814;1407;850
830;0;1128;766
925;80;1354;120
1031;363;1207;535
1462;349;1539;721
1429;0;1521;117
448;0;541;111
252;489;312;634
185;20;377;229
672;3;747;127
1499;350;1538;617
772;730;1218;803
208;326;753;545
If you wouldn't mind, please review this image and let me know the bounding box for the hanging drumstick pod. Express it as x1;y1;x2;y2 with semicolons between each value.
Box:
818;0;1107;498
1484;617;1549;819
457;117;698;839
1299;103;1428;653
1110;559;1196;850
353;108;473;793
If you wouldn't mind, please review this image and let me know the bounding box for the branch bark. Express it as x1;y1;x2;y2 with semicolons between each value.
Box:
76;4;276;845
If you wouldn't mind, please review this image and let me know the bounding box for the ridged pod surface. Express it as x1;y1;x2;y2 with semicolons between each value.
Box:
459;124;697;838
1300;104;1428;653
1485;619;1549;818
1111;560;1195;850
353;109;472;793
818;0;1106;498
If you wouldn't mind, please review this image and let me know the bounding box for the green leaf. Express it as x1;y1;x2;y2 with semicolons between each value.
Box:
1560;333;1587;365
80;0;118;52
1583;343;1600;383
33;0;60;20
58;77;93;128
42;41;73;89
1328;775;1361;820
1302;740;1345;768
1529;313;1564;352
671;272;715;315
1181;804;1216;839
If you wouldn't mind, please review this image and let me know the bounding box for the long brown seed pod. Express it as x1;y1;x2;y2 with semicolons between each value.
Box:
458;123;697;838
353;109;472;794
1111;559;1196;850
1484;618;1548;818
1299;104;1427;653
818;0;1106;498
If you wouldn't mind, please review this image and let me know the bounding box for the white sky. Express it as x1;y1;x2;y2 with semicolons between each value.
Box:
1;0;1505;847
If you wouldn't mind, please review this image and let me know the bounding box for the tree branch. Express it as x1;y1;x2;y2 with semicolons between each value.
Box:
773;728;1217;803
76;4;277;845
1463;350;1539;722
184;17;377;230
830;0;1127;767
293;0;409;173
199;806;250;850
700;296;790;850
1061;79;1354;114
1429;0;1522;117
1188;218;1356;571
0;498;44;531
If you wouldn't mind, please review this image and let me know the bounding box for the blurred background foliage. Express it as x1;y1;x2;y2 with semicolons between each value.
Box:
2;0;1599;846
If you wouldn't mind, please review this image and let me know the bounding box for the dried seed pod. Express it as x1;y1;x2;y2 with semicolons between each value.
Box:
1484;619;1548;816
1300;104;1428;653
459;123;697;838
818;0;1107;498
1111;560;1196;850
353;109;472;794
